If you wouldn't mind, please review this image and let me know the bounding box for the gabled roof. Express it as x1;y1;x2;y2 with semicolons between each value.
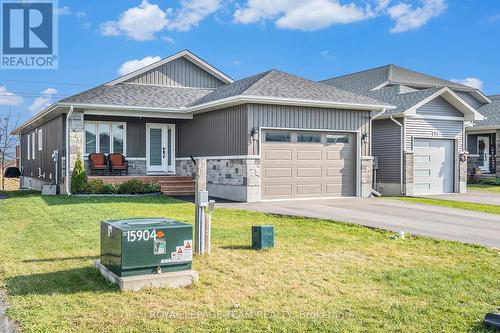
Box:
190;69;390;108
106;50;234;86
60;84;213;109
472;95;500;129
321;64;490;103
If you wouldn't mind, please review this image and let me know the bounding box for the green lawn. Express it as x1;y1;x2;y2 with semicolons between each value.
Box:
468;184;500;193
390;197;500;215
0;191;498;333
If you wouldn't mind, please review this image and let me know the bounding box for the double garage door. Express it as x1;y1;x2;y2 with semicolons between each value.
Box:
261;130;357;200
413;138;455;195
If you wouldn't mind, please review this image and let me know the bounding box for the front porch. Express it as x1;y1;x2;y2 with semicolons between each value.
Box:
467;130;499;179
88;175;195;195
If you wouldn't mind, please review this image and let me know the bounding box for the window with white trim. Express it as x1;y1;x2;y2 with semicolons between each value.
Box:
84;121;126;155
38;129;43;151
31;132;36;159
27;133;30;160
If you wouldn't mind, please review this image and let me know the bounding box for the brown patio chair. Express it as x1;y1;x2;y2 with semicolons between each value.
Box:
108;153;128;176
88;153;107;176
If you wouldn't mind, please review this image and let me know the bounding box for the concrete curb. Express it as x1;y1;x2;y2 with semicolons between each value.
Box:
0;290;17;333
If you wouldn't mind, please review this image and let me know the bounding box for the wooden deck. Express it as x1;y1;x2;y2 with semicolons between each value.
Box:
88;175;195;195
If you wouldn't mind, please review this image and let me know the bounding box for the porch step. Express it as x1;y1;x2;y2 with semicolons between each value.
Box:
159;176;195;196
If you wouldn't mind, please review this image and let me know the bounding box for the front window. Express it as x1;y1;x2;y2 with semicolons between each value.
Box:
84;121;126;155
298;133;321;143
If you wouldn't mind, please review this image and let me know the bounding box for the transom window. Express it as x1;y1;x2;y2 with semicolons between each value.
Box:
85;121;126;155
326;134;349;144
298;133;321;143
265;132;291;143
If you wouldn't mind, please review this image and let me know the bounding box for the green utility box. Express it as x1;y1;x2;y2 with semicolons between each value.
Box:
252;225;275;250
100;218;193;277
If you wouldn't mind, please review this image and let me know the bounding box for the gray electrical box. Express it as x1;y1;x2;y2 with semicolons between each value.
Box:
373;156;379;170
197;190;209;207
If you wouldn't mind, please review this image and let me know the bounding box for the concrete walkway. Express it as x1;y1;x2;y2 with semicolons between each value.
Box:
218;198;500;248
421;190;500;206
0;291;16;333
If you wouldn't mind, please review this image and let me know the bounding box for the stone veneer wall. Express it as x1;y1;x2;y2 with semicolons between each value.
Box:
361;156;373;197
176;158;261;202
459;152;467;193
403;152;414;196
467;155;480;176
68;111;84;175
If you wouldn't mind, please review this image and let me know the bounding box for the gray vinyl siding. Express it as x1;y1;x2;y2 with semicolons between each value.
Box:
467;134;479;154
372;119;401;183
247;104;371;156
456;91;483;109
125;57;226;88
416;96;464;117
177;105;248;157
405;117;464;150
20;115;65;182
83;115;175;158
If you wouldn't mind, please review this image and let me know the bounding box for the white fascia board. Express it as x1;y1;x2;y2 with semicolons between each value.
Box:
404;87;484;121
466;125;500;132
188;95;396;114
370;81;390;91
106;50;233;86
11;104;60;135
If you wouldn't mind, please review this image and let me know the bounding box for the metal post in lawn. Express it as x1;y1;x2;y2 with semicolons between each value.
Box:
193;157;207;255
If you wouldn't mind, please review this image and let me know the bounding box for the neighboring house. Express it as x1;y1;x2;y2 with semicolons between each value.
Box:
321;65;485;196
12;50;393;202
466;94;500;178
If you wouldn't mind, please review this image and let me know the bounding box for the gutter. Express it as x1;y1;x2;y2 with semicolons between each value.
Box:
65;105;74;196
390;116;404;195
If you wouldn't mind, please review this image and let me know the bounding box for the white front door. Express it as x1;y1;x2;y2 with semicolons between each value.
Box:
146;123;175;174
477;136;490;173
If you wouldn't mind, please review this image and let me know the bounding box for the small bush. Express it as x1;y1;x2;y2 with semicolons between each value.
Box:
118;179;145;194
70;153;88;194
87;179;105;194
481;178;500;186
143;181;161;193
101;183;117;194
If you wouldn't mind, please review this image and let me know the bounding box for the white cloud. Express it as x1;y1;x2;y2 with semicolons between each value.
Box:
451;77;483;90
28;88;58;113
76;11;87;18
234;0;371;30
118;56;162;76
320;50;335;60
387;0;446;33
161;36;175;43
167;0;222;32
100;1;169;41
100;0;221;41
0;86;23;106
55;6;71;16
234;0;447;32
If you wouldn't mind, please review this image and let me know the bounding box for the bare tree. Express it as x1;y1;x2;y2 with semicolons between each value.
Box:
0;107;20;190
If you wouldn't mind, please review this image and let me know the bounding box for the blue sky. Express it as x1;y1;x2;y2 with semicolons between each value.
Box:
1;0;499;124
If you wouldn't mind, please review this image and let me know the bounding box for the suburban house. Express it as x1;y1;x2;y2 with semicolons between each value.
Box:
466;94;500;179
12;50;394;202
321;65;485;196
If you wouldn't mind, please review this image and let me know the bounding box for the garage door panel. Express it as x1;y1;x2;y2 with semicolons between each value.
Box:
297;167;322;178
296;184;322;195
296;150;322;160
264;149;292;161
264;167;292;178
262;131;356;200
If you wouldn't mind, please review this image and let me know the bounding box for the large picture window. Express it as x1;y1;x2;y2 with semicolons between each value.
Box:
84;121;126;155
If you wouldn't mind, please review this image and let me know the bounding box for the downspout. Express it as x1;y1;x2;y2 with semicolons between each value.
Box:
389;116;404;195
65;105;74;195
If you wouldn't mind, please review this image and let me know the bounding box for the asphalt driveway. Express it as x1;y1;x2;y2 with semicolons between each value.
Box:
218;198;500;248
420;190;500;205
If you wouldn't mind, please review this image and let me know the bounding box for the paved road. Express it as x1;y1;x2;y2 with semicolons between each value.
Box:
421;190;500;206
218;198;500;248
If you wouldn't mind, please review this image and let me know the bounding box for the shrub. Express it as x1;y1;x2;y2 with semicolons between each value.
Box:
481;178;500;186
87;179;105;194
101;183;117;194
143;181;161;193
70;153;88;193
118;179;145;194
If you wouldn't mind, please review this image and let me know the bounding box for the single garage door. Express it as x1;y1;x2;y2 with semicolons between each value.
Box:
261;130;356;200
413;138;454;195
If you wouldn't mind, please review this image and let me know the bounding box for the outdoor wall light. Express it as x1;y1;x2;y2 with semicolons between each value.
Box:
362;133;369;143
250;127;259;141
